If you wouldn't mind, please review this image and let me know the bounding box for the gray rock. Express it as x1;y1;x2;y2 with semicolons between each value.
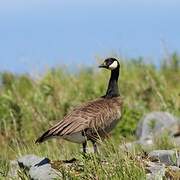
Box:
148;150;178;166
18;154;45;169
29;163;61;180
146;161;166;180
136;112;179;141
17;154;61;180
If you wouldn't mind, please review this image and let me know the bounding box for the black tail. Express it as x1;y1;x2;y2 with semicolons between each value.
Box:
35;130;51;144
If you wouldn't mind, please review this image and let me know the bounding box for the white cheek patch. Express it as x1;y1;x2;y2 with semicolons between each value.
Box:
109;61;118;70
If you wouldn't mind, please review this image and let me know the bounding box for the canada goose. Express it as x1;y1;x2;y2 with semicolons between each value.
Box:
35;58;123;153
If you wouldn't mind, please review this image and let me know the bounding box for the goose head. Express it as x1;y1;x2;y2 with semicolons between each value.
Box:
99;58;120;70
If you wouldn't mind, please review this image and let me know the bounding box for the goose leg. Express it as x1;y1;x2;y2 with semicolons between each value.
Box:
92;141;98;153
82;141;87;153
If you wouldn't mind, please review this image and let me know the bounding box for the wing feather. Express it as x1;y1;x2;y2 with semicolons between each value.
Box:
36;97;123;143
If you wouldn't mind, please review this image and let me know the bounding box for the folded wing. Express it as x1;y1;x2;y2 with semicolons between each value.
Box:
35;97;122;143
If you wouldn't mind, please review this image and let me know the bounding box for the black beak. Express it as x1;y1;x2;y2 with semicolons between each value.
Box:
98;62;107;68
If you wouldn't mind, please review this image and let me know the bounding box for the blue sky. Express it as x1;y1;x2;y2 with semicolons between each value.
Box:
0;0;180;73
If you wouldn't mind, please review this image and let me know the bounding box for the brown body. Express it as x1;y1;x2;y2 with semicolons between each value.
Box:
36;97;123;144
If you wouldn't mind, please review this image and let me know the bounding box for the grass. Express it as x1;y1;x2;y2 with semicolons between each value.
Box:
0;54;180;179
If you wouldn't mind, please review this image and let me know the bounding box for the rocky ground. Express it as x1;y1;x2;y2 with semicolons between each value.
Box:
7;112;180;180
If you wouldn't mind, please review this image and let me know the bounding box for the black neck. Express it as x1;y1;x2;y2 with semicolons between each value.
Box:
104;67;120;98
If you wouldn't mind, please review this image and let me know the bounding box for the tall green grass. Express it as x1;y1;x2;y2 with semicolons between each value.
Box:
0;54;180;179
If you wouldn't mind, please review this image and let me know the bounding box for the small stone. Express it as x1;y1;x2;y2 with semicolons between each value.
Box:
29;163;61;180
148;150;177;166
18;154;45;169
17;154;61;180
145;161;166;180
